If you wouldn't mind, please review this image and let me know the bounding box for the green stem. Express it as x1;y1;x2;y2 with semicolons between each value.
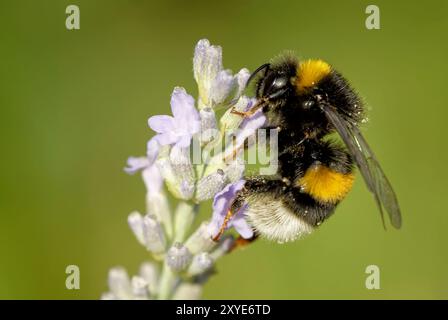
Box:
158;201;199;299
158;262;176;299
173;202;199;244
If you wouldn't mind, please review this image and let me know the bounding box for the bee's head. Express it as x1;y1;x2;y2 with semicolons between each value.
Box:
248;58;332;117
247;58;298;103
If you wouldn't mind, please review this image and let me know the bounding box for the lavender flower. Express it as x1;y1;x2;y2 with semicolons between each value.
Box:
209;180;254;239
146;138;160;164
124;157;150;175
187;252;213;276
124;138;160;175
166;242;192;272
222;109;266;161
220;96;256;131
103;39;267;300
199;107;218;144
195;169;226;201
148;87;200;148
123;147;172;237
193;39;249;109
102;262;159;300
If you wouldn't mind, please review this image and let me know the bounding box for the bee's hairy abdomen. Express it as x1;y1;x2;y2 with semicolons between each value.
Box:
239;178;334;243
238;139;354;242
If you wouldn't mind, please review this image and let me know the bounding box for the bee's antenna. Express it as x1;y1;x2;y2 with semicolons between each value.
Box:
218;63;270;111
245;63;270;90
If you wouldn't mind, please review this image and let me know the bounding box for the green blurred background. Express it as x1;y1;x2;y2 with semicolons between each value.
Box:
0;0;447;299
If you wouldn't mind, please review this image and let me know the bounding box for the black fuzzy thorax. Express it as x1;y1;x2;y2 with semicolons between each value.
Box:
262;70;364;140
318;70;364;124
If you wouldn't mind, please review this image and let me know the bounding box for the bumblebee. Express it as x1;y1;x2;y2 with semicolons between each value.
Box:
218;54;402;243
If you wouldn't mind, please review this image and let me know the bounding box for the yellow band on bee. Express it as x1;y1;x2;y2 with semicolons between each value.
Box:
295;59;331;93
297;164;354;204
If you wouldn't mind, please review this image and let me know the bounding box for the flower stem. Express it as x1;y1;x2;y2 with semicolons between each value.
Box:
173;202;199;243
158;201;198;299
157;262;176;299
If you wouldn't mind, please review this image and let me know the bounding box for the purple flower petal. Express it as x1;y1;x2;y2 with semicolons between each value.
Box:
235;109;266;146
184;105;201;129
179;180;194;199
171;88;200;138
212;179;245;215
176;135;193;148
148;115;174;133
231;212;254;239
146;138;159;165
243;98;257;112
188;117;201;135
147;87;200;148
124;157;150;175
210;180;250;239
154;131;178;146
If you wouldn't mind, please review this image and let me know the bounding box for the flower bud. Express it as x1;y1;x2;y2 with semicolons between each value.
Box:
187;252;213;276
139;262;159;296
209;70;238;107
185;222;217;255
169;146;195;200
166;242;192;272
131;276;149;299
195;169;226;201
210;236;236;260
172;283;203;300
142;214;166;254
107;267;132;300
220;96;253;131
223;158;245;183
199;108;218;144
128;211;145;246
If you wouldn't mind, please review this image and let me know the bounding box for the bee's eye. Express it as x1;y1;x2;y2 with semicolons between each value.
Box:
263;75;289;99
272;77;287;89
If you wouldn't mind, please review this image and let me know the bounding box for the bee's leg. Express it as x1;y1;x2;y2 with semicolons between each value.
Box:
230;98;267;118
212;184;255;242
229;108;250;117
229;234;259;252
223;143;244;163
212;209;234;242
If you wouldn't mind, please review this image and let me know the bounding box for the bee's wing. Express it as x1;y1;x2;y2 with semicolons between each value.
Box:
321;105;402;229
